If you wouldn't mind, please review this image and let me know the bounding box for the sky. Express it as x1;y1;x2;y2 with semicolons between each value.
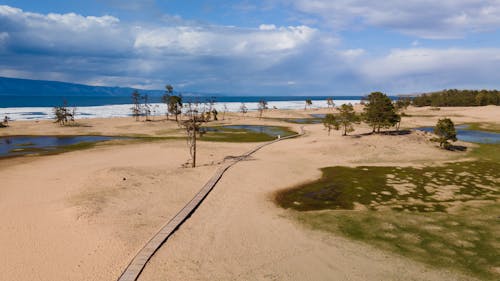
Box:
1;0;500;95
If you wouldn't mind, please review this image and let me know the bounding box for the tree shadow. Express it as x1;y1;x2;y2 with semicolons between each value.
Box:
380;130;412;136
446;145;468;151
350;130;412;138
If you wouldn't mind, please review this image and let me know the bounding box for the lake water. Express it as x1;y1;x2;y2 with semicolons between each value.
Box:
0;135;123;157
417;126;500;144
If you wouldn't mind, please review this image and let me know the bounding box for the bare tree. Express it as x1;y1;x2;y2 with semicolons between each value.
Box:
326;97;335;109
257;100;268;119
240;103;248;118
180;102;205;168
53;100;76;126
142;94;151;121
222;103;228;120
131;90;142;121
305;99;312;110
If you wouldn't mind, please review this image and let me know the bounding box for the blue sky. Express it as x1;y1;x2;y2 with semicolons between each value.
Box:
1;0;500;95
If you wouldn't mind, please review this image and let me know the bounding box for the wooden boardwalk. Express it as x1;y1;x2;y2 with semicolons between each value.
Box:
118;128;304;281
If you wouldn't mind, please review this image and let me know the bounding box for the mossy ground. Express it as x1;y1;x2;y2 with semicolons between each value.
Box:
276;144;500;280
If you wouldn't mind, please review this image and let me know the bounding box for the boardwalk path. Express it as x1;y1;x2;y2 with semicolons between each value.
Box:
118;127;304;281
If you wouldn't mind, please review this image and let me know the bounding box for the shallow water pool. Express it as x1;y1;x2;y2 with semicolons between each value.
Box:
0;135;123;157
417;125;500;144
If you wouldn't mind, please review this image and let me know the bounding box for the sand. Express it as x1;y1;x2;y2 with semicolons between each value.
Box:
1;105;498;280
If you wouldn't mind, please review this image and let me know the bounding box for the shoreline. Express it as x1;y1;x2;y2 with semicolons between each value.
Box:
0;99;361;121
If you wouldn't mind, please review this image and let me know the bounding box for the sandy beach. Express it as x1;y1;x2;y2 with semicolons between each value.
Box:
1;105;498;280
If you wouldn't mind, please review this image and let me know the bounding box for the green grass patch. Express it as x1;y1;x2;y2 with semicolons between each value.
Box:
471;143;500;162
465;123;500;133
276;144;500;279
296;204;499;280
264;117;322;124
200;125;296;142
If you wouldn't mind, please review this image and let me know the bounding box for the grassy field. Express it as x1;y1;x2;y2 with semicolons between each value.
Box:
276;144;500;280
200;125;296;142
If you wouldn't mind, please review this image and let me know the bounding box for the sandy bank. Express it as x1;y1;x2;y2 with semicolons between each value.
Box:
0;106;498;280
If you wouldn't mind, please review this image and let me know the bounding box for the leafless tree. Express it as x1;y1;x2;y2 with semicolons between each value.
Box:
257;100;268;119
222;103;228;120
131;90;142;121
180;102;205;168
240;103;248;118
53;100;76;126
326;97;335;109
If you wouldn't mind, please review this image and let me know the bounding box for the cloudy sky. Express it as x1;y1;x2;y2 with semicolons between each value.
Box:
1;0;500;95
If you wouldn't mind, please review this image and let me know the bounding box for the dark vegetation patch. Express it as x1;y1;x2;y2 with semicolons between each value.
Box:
296;204;499;280
276;161;499;212
276;144;500;279
412;89;500;107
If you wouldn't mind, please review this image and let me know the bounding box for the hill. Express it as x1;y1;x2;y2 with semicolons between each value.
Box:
0;77;164;96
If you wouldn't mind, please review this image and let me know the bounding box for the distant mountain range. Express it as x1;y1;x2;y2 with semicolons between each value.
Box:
0;76;170;97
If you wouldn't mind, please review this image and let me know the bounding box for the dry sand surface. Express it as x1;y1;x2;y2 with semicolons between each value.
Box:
1;106;498;280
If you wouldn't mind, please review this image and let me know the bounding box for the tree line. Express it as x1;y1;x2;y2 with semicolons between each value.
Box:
131;85;220;123
323;91;409;136
411;89;500;107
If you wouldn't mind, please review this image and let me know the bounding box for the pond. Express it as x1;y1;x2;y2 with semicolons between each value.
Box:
0;135;124;158
417;125;500;144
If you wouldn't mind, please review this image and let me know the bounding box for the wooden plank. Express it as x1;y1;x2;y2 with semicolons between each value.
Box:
117;127;304;281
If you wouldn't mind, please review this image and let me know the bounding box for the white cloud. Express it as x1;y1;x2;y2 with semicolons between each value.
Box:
259;24;277;30
0;5;325;92
339;48;365;59
134;25;317;56
286;0;500;38
358;48;500;92
0;5;129;56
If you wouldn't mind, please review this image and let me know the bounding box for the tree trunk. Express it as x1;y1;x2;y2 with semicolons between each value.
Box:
192;129;196;168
